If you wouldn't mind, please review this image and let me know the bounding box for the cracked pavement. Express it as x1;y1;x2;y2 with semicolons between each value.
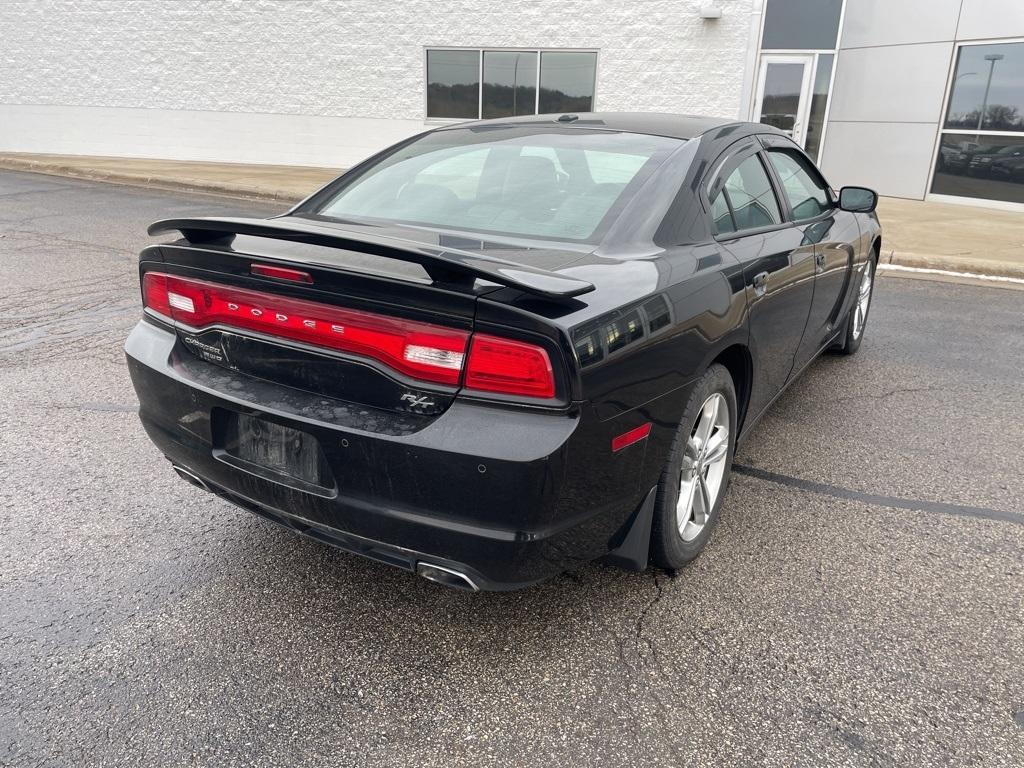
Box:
1;171;1022;767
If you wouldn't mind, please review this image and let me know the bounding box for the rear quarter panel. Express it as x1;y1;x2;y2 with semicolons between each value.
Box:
560;243;750;499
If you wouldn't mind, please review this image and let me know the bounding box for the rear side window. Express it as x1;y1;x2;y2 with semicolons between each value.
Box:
709;155;783;235
709;190;734;235
766;150;831;220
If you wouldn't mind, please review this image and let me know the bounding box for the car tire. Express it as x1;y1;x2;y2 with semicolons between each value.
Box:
835;254;876;356
650;363;737;570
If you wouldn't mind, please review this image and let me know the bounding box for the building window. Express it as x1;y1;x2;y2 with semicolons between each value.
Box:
761;0;842;51
425;50;479;119
482;51;537;118
931;41;1024;205
539;52;598;113
753;1;844;162
804;54;834;162
427;49;597;120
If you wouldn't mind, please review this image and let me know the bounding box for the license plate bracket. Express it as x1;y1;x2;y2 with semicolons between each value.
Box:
212;410;335;496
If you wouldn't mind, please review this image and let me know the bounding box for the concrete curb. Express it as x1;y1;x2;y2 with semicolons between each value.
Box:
0;157;306;203
882;248;1024;280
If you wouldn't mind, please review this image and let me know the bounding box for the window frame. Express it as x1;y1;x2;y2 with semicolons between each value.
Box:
761;145;835;223
701;134;837;242
927;37;1024;212
703;140;787;240
709;152;785;237
424;47;600;123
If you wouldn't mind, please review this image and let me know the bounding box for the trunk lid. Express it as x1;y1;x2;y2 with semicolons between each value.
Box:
142;216;587;424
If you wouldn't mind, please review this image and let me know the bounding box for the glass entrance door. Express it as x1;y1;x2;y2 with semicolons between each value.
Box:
754;55;815;147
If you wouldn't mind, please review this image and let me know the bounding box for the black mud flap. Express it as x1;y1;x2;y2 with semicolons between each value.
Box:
602;485;657;572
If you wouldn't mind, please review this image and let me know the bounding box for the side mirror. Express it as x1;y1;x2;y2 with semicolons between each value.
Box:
838;186;878;213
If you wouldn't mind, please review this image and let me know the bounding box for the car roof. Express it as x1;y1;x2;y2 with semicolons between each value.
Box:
437;112;748;140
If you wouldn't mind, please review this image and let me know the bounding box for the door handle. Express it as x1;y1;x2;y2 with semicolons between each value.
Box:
752;271;769;296
814;252;826;270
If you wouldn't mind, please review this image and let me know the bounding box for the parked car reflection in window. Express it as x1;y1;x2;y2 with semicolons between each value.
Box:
572;295;673;368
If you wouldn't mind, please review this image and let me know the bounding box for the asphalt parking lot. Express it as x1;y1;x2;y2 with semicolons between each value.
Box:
1;170;1022;767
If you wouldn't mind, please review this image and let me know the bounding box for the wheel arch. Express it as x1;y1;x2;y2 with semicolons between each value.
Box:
709;344;753;436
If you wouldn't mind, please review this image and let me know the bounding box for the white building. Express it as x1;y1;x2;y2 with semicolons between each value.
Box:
2;0;1023;209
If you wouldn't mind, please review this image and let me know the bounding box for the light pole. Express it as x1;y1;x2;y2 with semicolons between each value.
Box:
512;54;519;116
976;53;1004;132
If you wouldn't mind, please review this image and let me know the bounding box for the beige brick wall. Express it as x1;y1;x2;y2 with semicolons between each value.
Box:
0;0;757;164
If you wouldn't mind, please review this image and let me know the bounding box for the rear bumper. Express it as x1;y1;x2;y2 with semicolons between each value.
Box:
126;320;653;590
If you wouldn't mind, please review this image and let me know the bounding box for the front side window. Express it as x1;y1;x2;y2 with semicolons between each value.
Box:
766;150;830;220
312;127;681;243
710;155;783;235
427;49;597;120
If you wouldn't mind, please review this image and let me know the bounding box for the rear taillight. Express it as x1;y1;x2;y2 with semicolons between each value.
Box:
464;334;555;399
142;272;172;317
141;272;559;398
141;272;468;385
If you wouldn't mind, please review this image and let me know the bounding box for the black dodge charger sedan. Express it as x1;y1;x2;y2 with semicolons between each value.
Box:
127;113;880;591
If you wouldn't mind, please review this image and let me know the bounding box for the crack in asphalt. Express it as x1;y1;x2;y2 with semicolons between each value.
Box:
733;464;1024;526
553;570;685;762
633;569;666;659
832;385;949;404
0;226;137;257
44;402;139;413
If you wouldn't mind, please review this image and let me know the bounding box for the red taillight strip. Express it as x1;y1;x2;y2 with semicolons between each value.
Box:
142;272;468;385
611;422;652;452
142;272;562;399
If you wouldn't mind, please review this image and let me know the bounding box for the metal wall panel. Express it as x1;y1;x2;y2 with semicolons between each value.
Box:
841;0;961;49
828;43;955;124
819;121;941;199
957;0;1024;41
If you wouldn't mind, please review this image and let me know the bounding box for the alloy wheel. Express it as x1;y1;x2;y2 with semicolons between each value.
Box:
676;393;730;542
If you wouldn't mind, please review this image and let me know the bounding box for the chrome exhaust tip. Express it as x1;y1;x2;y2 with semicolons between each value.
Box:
416;562;480;592
171;464;212;493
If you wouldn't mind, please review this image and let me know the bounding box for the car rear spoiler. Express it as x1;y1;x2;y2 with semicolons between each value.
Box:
147;216;595;299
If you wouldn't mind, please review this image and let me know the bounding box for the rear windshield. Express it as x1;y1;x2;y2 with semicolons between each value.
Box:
310;126;682;243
